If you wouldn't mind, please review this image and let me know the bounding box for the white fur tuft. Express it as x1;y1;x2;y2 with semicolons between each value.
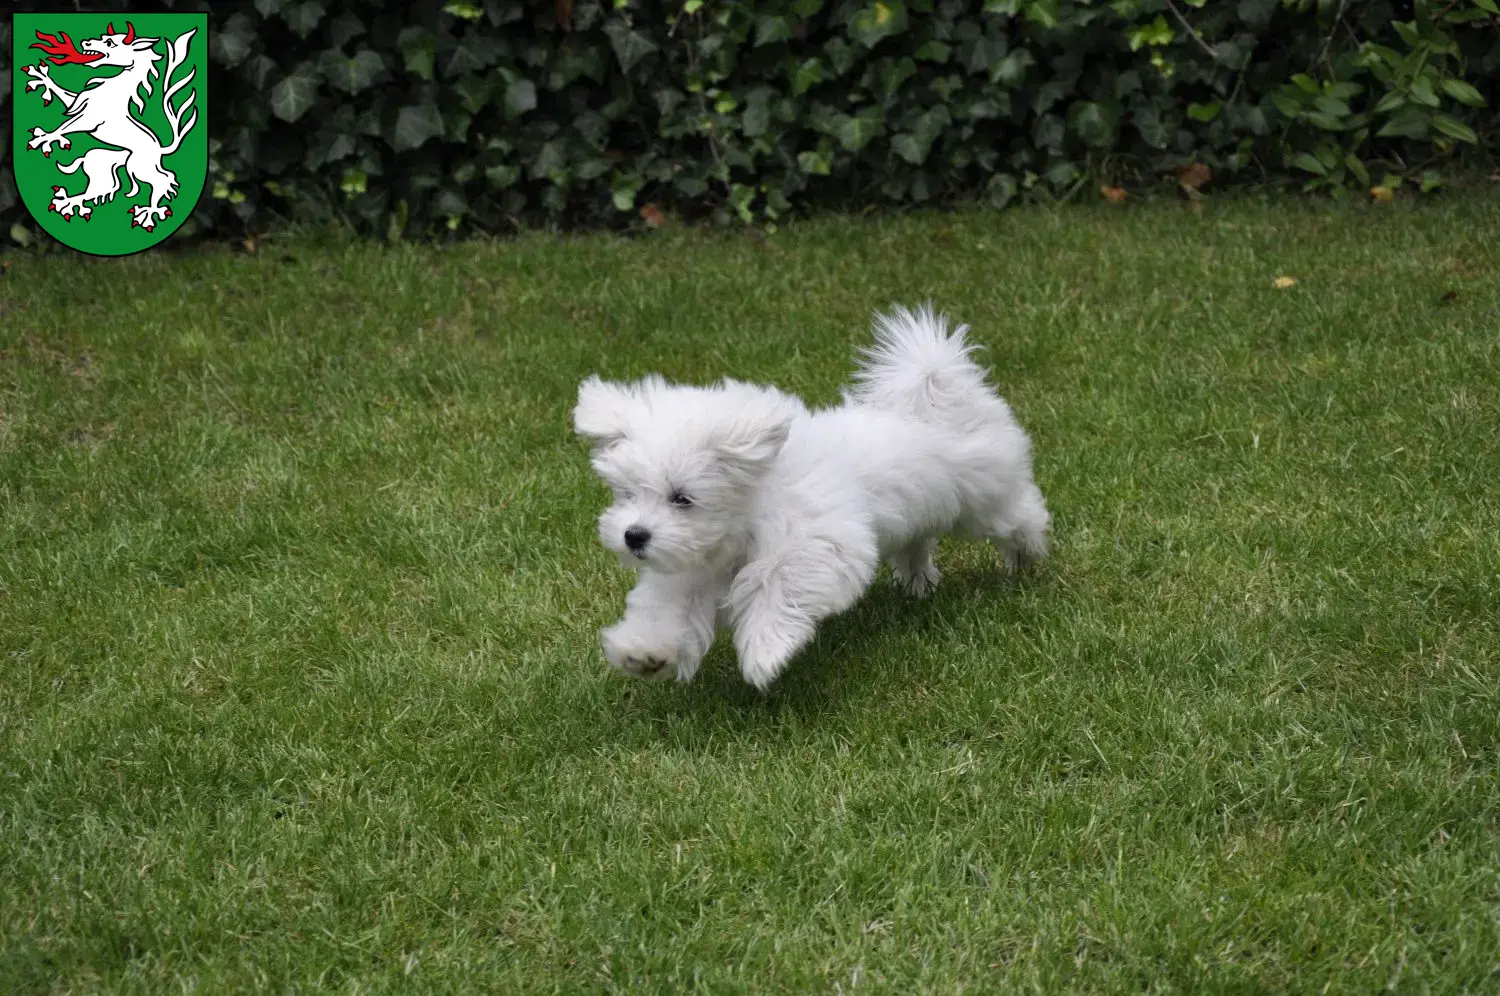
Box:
844;303;997;427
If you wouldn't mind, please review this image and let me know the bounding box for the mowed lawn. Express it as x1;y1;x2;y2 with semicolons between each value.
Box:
2;194;1498;993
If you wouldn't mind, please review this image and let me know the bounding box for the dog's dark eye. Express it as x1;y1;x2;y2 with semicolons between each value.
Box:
669;491;694;508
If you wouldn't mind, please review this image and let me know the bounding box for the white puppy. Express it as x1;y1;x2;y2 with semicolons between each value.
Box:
574;304;1050;690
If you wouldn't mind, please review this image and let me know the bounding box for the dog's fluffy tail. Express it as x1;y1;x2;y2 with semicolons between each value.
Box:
844;304;1010;429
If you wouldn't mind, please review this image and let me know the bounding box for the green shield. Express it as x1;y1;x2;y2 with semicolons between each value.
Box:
11;12;208;256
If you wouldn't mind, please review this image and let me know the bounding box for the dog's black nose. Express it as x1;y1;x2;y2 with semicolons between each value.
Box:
624;526;651;552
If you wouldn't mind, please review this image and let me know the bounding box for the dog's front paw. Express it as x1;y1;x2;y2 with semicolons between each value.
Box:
734;616;815;692
600;623;698;683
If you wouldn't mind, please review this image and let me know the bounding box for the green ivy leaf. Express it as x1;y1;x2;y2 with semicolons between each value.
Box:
986;172;1018;207
824;37;859;75
847;1;909;48
1032;113;1065;151
446;34;500;75
603;20;658;72
611;174;640;211
307;130;355;169
245;55;278;91
283;1;327;39
434;189;468;220
532;140;568;180
1186;101;1221;122
881;57;917;97
392;103;446;151
1134;105;1170;148
505;79;538;118
1127;15;1172;51
485;164;520;188
792;58;828;96
449;75;493;113
962;95;1009;119
398;27;436;80
443;1;485;19
797;149;833;175
914;40;951;62
327;12;366;49
320;49;385;95
1024;0;1060;28
1068;101;1118;147
212;12;258;68
895;128;935;164
270;67;321;122
992;48;1035;85
743;97;772;137
755;15;796;46
1237;0;1277;26
964;34;1009;76
729;183;756;223
833;108;885;150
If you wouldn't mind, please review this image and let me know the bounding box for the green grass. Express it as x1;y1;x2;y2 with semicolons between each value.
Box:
2;193;1498;994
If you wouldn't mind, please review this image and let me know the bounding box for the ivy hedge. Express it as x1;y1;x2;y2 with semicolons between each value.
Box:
3;0;1499;242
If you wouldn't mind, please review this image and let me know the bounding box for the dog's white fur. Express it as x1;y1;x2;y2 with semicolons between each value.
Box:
574;305;1050;690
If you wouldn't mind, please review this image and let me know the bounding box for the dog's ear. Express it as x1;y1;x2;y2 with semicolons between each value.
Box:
573;375;637;449
711;383;803;474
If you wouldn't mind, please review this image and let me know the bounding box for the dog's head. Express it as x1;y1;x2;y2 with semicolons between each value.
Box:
573;374;805;572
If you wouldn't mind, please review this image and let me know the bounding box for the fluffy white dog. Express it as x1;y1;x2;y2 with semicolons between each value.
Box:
574;304;1050;690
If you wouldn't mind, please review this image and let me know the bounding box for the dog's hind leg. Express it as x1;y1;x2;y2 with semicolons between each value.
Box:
888;537;940;597
728;526;878;690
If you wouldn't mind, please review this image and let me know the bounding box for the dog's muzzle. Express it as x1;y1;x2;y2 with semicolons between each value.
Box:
624;526;651;556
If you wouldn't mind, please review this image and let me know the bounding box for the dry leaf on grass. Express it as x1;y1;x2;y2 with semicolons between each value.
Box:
1100;185;1128;204
1177;162;1213;193
1273;276;1297;289
1370;186;1395;203
639;204;666;228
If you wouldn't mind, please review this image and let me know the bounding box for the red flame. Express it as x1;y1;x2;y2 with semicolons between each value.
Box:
30;30;103;65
